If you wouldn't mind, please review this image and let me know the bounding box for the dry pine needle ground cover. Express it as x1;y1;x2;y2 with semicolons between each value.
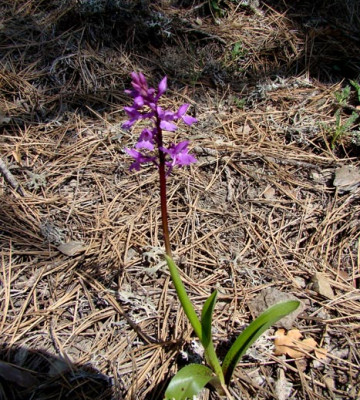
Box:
0;1;360;399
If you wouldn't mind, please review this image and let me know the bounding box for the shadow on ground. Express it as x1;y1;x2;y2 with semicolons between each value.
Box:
0;344;113;400
2;0;359;131
263;0;360;81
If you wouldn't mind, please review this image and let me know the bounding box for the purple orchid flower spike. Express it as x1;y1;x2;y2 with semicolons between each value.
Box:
123;72;197;175
123;72;198;257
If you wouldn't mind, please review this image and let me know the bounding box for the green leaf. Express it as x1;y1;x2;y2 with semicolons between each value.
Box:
344;112;358;129
211;0;221;11
335;85;351;105
201;290;218;347
222;300;300;383
350;80;360;102
164;257;224;384
164;364;214;400
164;255;202;341
200;291;224;384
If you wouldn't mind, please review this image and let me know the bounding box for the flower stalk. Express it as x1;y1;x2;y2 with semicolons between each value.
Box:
156;115;172;256
122;72;197;254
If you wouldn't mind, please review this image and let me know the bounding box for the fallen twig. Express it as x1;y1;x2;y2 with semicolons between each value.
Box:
0;157;25;196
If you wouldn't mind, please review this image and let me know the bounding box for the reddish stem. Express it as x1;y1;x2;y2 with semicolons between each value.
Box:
155;115;172;257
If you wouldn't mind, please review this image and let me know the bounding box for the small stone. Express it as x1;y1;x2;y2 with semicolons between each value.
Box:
310;273;335;299
275;368;292;400
333;165;360;193
248;288;304;329
293;276;306;288
57;241;86;256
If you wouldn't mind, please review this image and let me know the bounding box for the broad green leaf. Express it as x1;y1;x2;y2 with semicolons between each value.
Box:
222;300;300;383
200;291;224;384
164;364;214;400
165;255;202;340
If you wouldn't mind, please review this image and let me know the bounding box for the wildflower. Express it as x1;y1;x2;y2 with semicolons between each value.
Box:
136;128;156;151
125;148;157;171
162;141;197;174
157;76;168;98
175;104;198;126
123;73;197;174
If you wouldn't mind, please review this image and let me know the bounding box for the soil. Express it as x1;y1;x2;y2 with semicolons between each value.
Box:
0;1;359;399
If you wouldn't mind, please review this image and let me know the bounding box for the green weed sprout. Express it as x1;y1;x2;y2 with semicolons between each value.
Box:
123;72;300;399
331;110;358;149
330;82;360;148
335;85;351;106
350;80;360;102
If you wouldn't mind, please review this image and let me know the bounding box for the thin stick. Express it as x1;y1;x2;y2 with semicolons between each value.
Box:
0;157;24;196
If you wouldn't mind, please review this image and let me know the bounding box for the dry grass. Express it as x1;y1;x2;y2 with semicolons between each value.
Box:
0;1;359;399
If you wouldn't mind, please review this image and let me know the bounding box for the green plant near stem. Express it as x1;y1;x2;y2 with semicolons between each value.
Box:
233;96;246;110
209;0;226;19
335;81;360;105
350;79;360;102
335;85;351;106
331;82;360;148
330;109;358;149
231;41;248;60
123;73;300;399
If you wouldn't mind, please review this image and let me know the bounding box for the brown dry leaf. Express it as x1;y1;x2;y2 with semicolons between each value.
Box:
274;329;327;359
263;185;276;200
315;347;328;360
57;241;86;256
275;329;304;358
300;337;318;352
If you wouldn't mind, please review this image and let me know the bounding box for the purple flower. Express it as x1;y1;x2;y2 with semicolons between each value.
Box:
161;141;197;174
123;73;197;175
130;72;150;98
122;106;155;129
125;72;157;110
157;76;167;98
136;128;155;151
182;114;198;126
160;120;178;131
122;106;142;129
156;105;198;131
125;148;157;171
175;104;198;126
